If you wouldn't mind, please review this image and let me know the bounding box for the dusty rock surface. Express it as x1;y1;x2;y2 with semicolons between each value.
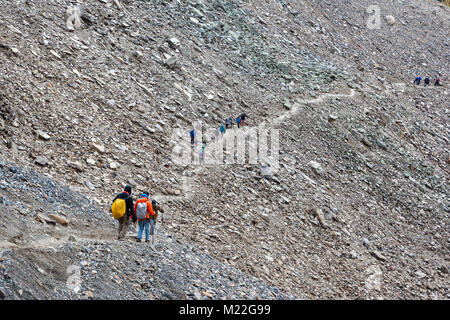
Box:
0;0;449;299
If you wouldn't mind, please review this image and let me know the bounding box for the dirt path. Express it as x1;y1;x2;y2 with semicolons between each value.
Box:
0;227;119;251
273;88;357;126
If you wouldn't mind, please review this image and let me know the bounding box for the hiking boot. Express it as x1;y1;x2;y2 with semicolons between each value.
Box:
145;240;150;243
137;239;141;242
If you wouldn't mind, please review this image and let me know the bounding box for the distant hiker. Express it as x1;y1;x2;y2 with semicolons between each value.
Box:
214;127;220;139
225;118;230;129
199;143;206;164
424;77;430;87
134;192;155;243
414;75;421;85
112;185;136;240
150;199;165;245
228;116;234;128
236;116;242;128
219;124;226;135
240;112;247;126
435;77;441;86
190;129;195;145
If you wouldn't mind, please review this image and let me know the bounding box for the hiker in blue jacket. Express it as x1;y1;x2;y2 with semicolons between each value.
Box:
414;75;421;85
236;116;242;128
190;129;195;145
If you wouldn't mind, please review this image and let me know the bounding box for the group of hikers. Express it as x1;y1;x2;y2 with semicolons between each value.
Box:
111;185;164;244
414;75;441;86
190;112;247;145
189;112;248;164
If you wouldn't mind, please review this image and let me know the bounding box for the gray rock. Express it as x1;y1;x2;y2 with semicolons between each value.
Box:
309;161;323;175
35;156;48;166
362;238;370;248
36;131;51;141
167;37;181;49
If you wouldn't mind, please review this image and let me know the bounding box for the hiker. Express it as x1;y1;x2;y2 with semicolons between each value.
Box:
225;118;230;129
240;112;247;126
435;77;441;86
150;199;165;245
414;75;421;85
424;77;430;87
227;116;234;128
190;128;195;145
236;116;242;128
199;143;206;164
214;127;220;139
219;124;226;135
112;185;136;240
134;192;155;243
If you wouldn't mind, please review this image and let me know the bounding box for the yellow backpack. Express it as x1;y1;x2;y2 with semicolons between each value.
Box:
111;198;126;219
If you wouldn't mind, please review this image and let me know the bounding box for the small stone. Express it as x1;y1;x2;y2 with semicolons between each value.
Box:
415;270;427;279
92;143;105;154
165;56;178;68
145;126;155;134
426;281;436;291
309;161;323;175
69;161;83;172
167;37;181;49
362;238;370;248
283;99;292;109
36;130;51;141
85;181;95;190
438;265;448;274
373;63;383;71
137;105;146;113
85;290;94;299
68;235;77;242
35;156;48;166
86;158;96;166
349;250;358;259
109;162;118;170
328;114;337;122
47;214;69;225
260;165;272;178
386;15;396;25
50;50;61;59
134;50;144;61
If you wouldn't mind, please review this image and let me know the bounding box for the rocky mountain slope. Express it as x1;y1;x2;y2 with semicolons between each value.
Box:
0;0;449;299
0;159;291;299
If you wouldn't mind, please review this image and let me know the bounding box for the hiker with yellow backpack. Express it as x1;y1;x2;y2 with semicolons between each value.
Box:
134;193;155;243
112;185;137;240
